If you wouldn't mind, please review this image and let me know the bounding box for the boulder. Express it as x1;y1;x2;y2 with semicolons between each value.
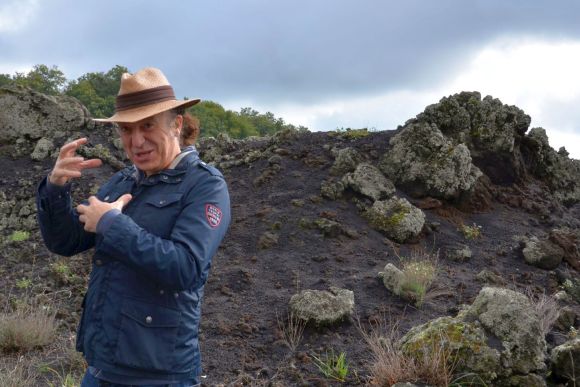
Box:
563;278;580;303
0;85;89;144
461;287;547;376
413;91;531;185
399;287;547;383
320;179;345;200
330;147;362;175
341;163;395;201
445;244;472;262
551;338;580;384
399;316;502;382
365;196;425;243
523;127;580;205
30;137;55;161
522;236;564;270
289;287;354;326
378;263;405;296
379;121;481;199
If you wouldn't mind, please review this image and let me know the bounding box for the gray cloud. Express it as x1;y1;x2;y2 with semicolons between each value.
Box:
2;0;580;106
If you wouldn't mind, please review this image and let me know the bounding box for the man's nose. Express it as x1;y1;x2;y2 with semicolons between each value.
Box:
131;129;145;147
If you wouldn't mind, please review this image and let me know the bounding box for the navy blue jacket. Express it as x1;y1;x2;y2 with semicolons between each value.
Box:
36;148;230;381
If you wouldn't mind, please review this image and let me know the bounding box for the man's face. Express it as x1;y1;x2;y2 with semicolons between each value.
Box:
117;111;181;176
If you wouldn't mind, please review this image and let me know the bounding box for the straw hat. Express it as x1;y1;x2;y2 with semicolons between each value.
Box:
93;67;200;123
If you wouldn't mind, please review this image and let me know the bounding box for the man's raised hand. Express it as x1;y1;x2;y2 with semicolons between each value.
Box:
49;138;103;186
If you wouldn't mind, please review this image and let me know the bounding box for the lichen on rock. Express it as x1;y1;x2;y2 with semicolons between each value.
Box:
521;235;564;270
330;147;362;175
550;338;580;384
365;196;425;243
379;121;481;199
289;287;354;326
341;162;395;201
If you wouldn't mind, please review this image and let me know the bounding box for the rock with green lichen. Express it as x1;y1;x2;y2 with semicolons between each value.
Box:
524;127;580;205
257;231;278;249
365;196;425;243
0;85;89;144
550;338;580;384
77;143;126;170
341;163;395;201
320;179;345;200
400;316;501;382
400;287;547;384
563;278;580;303
461;287;547;376
30;137;55;161
289;287;354;326
330;147;362;175
379;121;481;199
521;235;563;270
416;91;530;157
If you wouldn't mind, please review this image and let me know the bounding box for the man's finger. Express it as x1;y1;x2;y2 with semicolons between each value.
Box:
76;204;87;214
60;138;87;158
88;196;99;205
57;169;82;178
80;159;103;170
79;214;86;224
114;194;133;209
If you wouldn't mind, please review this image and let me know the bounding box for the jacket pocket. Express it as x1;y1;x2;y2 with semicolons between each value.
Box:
137;193;183;238
114;298;182;372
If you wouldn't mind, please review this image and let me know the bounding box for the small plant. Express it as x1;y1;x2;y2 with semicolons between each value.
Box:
50;261;72;285
460;223;482;240
0;305;57;353
0;356;34;387
312;349;349;382
15;278;32;290
400;259;438;308
525;289;560;336
9;231;29;243
276;312;306;352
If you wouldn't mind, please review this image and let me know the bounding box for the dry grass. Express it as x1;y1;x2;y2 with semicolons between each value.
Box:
525;289;560;336
357;314;486;387
277;312;306;352
0;356;35;387
0;304;57;353
395;247;440;308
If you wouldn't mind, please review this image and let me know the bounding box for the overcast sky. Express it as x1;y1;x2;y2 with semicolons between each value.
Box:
1;0;580;158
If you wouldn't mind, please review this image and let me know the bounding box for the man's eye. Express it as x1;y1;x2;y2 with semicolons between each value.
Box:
119;126;131;134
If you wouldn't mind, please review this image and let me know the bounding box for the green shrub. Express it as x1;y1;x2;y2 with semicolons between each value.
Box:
312;349;349;382
460;223;482;240
9;231;29;243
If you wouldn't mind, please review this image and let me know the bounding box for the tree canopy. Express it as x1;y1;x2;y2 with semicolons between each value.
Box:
0;64;308;139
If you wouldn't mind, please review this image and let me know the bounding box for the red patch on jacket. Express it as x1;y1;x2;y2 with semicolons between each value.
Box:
205;204;222;228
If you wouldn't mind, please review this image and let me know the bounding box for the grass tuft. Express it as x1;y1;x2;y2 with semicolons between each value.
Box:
312;349;349;382
0;305;57;353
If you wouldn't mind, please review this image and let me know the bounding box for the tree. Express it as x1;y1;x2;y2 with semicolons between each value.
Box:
11;64;66;95
65;65;128;118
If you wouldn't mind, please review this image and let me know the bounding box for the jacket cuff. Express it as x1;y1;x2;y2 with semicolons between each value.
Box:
97;209;122;235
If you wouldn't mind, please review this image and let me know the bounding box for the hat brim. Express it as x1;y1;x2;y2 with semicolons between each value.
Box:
93;98;201;123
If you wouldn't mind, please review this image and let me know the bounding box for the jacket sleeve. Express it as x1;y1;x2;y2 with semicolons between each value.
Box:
36;176;96;256
96;174;231;291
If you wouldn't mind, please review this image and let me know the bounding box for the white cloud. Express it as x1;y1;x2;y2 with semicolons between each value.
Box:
0;0;39;33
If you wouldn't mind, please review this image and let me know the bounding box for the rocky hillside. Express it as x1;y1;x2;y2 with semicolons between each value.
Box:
1;85;580;386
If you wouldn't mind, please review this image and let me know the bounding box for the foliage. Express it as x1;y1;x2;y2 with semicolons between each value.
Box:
460;223;482;240
64;65;128;118
9;231;30;243
15;278;32;290
10;65;66;95
312;349;349;382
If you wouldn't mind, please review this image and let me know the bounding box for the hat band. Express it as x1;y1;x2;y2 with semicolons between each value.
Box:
115;85;176;112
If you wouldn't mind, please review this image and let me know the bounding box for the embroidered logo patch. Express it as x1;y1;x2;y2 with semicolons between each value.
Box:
205;204;222;228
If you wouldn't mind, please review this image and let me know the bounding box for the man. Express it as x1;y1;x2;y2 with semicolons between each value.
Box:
36;67;231;386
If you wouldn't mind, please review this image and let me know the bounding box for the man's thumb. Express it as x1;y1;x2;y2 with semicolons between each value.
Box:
115;194;133;209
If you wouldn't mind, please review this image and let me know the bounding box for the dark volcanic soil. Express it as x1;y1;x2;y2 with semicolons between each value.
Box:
0;129;579;386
